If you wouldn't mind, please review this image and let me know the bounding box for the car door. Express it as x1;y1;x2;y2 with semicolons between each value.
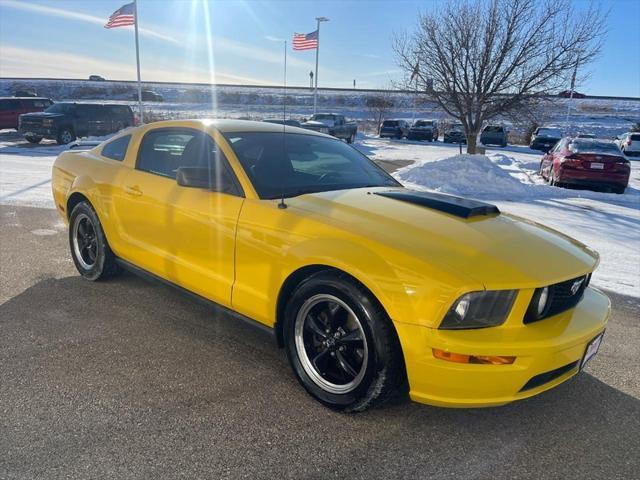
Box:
113;127;244;307
0;99;22;129
541;139;564;177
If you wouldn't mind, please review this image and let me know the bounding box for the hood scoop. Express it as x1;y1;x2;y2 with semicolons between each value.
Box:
375;190;500;219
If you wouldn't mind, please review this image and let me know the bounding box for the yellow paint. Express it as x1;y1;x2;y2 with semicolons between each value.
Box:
52;120;610;407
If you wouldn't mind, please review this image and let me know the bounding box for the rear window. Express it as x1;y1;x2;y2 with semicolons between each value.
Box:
484;126;504;132
569;140;622;155
537;128;562;137
26;99;52;108
382;121;399;127
101;135;131;161
630;134;640;141
414;121;433;127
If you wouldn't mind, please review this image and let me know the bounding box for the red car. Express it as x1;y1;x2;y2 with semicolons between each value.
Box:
0;97;53;130
539;137;630;194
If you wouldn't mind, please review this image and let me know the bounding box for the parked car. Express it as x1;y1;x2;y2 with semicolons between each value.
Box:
301;113;358;143
52;119;609;412
480;125;508;147
133;90;164;102
616;132;640;157
408;119;439;141
0;97;53;130
443;123;466;143
379;119;410;139
558;90;586;99
530;127;563;152
263;119;302;127
13;90;38;98
89;75;106;81
19;103;134;144
539;137;630;194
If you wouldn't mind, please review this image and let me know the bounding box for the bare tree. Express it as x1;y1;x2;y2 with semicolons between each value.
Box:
365;89;395;133
394;0;606;153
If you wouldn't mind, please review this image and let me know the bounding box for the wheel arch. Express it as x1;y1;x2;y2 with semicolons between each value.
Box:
66;191;91;219
274;264;399;350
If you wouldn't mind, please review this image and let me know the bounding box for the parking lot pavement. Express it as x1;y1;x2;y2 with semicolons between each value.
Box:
1;204;639;480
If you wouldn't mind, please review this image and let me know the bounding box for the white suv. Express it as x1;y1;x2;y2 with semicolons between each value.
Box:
617;132;640;157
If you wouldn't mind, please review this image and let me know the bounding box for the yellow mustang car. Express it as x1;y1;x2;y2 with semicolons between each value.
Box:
52;120;610;412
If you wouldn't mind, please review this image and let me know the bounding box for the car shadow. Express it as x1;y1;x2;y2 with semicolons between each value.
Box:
1;273;638;478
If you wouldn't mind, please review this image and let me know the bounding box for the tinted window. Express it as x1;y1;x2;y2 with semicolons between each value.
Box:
26;99;51;108
224;132;399;199
109;106;132;118
101;135;131;161
630;134;640;141
569;140;622;155
537;128;562;138
484;126;503;132
137;129;233;185
414;121;433;127
382;121;399;127
0;100;21;110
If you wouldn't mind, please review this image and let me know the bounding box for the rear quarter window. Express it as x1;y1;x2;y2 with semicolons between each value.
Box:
631;134;640;141
101;135;131;161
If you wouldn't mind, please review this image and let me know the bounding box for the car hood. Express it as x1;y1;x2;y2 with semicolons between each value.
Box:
20;112;63;119
287;187;598;288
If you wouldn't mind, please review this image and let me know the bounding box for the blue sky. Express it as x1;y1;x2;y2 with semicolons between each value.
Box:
0;0;638;96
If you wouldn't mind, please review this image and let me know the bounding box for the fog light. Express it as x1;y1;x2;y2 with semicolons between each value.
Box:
432;348;515;365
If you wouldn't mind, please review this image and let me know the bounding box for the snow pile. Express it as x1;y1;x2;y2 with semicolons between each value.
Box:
396;154;531;197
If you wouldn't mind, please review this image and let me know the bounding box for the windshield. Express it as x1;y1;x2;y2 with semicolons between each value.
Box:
45;103;73;114
311;114;334;121
569;140;623;155
414;121;433;127
450;124;464;131
537;128;562;138
484;126;503;132
382;121;399;127
224;132;400;199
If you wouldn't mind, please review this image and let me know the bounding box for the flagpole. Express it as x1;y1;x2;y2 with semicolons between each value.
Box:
284;40;287;121
313;17;328;115
133;0;143;124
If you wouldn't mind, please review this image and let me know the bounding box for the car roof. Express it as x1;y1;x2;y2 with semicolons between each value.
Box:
145;119;332;138
1;97;50;100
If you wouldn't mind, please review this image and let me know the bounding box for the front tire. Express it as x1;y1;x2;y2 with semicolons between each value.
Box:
283;271;405;412
69;202;121;281
57;128;75;145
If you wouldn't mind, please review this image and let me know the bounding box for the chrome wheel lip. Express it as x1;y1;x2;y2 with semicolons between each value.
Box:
72;213;97;270
294;294;368;395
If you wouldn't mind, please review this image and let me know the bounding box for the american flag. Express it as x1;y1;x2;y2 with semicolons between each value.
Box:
104;2;135;29
293;30;318;50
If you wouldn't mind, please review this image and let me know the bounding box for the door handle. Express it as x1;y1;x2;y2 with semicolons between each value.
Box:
124;185;142;196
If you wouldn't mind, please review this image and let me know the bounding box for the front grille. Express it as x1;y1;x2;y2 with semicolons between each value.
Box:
524;274;590;324
519;361;579;392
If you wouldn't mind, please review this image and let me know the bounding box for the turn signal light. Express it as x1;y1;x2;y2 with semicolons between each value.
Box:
432;348;515;365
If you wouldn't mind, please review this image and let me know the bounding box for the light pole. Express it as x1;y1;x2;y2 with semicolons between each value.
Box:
313;16;329;115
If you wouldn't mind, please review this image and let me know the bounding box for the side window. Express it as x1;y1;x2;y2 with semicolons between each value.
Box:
101;135;131;161
136;128;239;193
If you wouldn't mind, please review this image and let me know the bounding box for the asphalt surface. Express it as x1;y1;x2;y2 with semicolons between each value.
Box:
1;204;639;480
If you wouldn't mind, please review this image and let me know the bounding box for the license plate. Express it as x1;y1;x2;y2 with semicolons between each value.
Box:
581;332;604;370
590;162;604;169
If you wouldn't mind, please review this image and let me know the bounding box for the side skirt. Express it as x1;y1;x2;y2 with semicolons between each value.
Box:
115;258;277;342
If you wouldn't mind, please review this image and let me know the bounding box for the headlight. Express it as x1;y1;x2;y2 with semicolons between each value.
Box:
440;290;518;329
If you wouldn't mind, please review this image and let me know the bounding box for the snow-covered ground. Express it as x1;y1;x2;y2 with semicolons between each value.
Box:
1;130;638;297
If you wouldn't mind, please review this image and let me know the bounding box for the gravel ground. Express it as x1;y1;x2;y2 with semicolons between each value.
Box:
1;204;639;480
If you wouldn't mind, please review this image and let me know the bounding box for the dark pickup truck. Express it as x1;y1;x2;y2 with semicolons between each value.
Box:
19;102;134;144
301;113;358;143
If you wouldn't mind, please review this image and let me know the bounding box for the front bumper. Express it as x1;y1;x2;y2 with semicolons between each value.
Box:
395;287;610;408
19;125;57;139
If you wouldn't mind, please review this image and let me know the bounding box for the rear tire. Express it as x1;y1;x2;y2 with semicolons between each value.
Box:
347;132;355;144
25;135;42;144
283;271;405;412
69;201;121;281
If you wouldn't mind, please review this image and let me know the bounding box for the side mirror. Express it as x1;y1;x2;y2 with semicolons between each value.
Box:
176;167;236;194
